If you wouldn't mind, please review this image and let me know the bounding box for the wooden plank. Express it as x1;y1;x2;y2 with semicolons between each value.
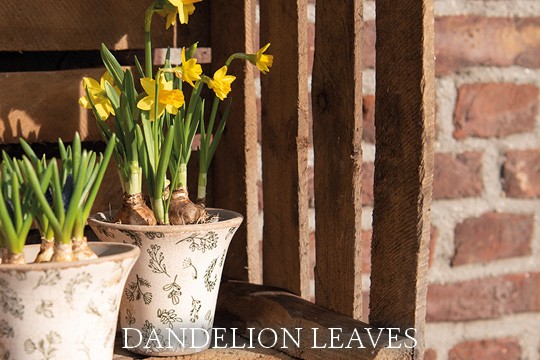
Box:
260;1;311;298
0;0;210;51
0;68;105;144
311;0;363;318
216;281;414;360
210;0;261;283
0;47;211;145
370;0;436;358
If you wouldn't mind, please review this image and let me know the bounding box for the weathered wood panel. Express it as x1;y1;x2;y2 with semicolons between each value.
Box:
216;281;414;360
312;0;363;318
0;68;105;144
370;0;436;358
210;0;261;283
260;1;311;298
0;0;209;51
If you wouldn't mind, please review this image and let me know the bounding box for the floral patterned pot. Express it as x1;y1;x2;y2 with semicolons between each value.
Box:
88;209;243;356
0;242;140;360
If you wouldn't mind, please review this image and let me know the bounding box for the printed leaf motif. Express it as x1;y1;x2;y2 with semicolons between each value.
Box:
64;272;92;305
95;225;115;238
219;249;227;267
35;300;54;318
163;275;182;305
190;297;201;323
24;331;61;360
145;231;164;240
225;227;236;241
141;320;164;352
125;309;136;326
119;229;142;247
0;320;14;338
157;308;183;328
176;231;218;253
182;258;198;279
147;244;170;277
34;269;61;289
125;275;152;305
204;258;218;292
0;278;24;320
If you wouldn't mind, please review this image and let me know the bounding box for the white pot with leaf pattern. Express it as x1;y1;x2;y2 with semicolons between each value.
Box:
0;242;139;360
88;208;243;356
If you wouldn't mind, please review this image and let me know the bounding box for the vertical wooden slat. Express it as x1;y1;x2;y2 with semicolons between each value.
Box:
312;0;363;319
370;0;435;358
211;0;261;283
260;0;311;297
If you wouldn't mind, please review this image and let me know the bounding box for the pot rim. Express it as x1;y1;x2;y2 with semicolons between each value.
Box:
0;242;140;271
88;207;244;233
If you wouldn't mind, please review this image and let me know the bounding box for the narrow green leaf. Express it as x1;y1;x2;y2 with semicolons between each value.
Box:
100;43;124;87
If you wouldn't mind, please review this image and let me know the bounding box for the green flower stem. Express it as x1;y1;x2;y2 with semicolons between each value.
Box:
197;172;207;203
178;163;187;189
225;53;249;67
127;162;143;195
151;198;167;225
145;6;155;79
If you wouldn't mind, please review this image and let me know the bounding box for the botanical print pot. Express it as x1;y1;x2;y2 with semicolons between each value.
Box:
0;242;139;360
88;209;243;356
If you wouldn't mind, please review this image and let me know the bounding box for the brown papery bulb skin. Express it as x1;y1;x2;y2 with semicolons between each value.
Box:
114;193;157;226
169;188;208;225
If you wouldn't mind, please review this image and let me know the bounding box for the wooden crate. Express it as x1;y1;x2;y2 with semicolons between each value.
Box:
0;0;435;359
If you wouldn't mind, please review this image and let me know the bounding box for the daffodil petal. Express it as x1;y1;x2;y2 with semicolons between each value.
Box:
137;96;154;111
140;77;156;96
78;96;91;109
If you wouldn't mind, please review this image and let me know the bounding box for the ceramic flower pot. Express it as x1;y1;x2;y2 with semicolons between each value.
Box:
0;242;139;360
88;209;243;356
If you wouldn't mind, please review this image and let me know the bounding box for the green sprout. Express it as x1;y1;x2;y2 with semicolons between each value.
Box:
0;152;52;264
21;133;115;262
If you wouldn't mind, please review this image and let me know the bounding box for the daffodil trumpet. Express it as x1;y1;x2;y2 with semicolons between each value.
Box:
21;133;115;262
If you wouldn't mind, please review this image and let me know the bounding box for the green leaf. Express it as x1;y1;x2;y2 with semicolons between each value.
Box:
134;55;145;79
100;43;125;87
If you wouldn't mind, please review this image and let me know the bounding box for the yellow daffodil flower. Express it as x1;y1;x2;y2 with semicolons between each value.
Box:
137;75;185;121
160;0;202;28
157;4;179;29
207;66;236;101
78;71;119;120
179;48;202;87
252;43;274;74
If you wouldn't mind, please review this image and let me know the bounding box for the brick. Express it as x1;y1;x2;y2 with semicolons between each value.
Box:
424;349;437;360
453;83;538;139
427;272;540;322
433;152;483;199
362;162;374;206
364;20;376;69
362;95;375;143
503;149;540;198
452;212;533;266
448;338;521;360
435;16;540;75
362;230;372;273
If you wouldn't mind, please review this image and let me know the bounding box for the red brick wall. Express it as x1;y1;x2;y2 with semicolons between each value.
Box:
357;2;540;359
257;1;540;359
